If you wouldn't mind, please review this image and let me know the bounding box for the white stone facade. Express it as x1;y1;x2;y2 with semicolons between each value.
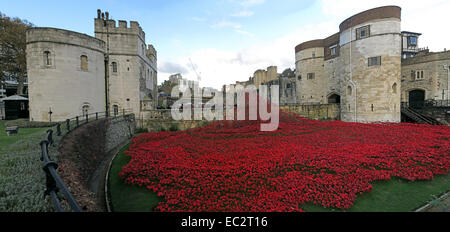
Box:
26;28;106;122
26;10;157;122
295;6;402;123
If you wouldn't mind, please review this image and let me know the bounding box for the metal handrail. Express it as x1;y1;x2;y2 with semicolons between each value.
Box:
402;100;450;109
40;134;82;212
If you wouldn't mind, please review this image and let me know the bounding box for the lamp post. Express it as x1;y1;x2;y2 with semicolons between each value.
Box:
48;107;53;122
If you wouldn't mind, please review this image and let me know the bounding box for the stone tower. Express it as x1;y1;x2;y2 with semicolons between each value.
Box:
94;10;157;117
26;28;106;122
26;10;158;122
338;6;402;122
295;39;326;104
295;6;402;122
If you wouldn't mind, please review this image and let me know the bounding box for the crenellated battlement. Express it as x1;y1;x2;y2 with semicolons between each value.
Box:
94;9;146;42
146;44;157;61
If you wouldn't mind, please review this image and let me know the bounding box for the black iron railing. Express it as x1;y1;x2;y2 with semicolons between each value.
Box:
423;99;450;108
402;100;450;109
40;109;132;212
40;131;82;212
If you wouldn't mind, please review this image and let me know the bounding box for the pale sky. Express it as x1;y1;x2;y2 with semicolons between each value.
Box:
1;0;449;89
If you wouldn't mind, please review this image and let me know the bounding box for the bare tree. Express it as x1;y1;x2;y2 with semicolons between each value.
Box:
0;12;33;95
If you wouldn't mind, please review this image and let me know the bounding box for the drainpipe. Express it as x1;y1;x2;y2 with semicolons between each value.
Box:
349;26;357;122
104;19;110;115
445;64;450;103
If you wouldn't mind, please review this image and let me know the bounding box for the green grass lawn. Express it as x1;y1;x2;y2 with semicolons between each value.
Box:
301;174;450;212
108;143;162;212
0;120;49;148
0;120;54;212
109;141;449;212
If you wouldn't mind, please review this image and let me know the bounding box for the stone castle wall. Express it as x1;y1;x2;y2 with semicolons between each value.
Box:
252;66;278;88
280;104;340;121
26;28;106;122
401;51;450;102
294;6;402;123
57;114;136;211
140;104;340;132
26;10;158;122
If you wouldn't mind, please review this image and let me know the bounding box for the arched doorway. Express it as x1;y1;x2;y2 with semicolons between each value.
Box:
409;89;425;108
328;94;341;104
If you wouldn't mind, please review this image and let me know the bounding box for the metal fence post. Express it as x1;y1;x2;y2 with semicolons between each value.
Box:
56;123;61;136
86;114;88;123
66;119;70;132
76;116;79;127
96;112;98;120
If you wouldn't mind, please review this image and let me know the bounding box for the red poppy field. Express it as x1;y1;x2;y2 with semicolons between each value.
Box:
119;112;450;212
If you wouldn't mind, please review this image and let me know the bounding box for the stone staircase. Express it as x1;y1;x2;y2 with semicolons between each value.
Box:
401;107;442;125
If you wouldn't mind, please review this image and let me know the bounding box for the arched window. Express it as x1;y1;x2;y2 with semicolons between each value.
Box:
392;83;397;94
44;51;51;66
82;105;89;116
81;55;88;71
347;86;352;96
112;62;118;73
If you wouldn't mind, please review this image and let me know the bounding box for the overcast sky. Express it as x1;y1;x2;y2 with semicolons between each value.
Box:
1;0;449;89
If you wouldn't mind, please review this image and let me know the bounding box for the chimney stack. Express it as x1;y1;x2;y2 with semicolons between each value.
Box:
105;12;109;20
101;13;105;19
97;9;101;19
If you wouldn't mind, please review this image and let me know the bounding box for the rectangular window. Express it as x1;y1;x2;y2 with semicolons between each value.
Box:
368;56;381;67
356;25;370;40
330;46;337;56
415;70;425;80
307;73;315;80
44;51;51;66
408;36;417;46
312;51;316;58
112;62;118;73
81;55;88;71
